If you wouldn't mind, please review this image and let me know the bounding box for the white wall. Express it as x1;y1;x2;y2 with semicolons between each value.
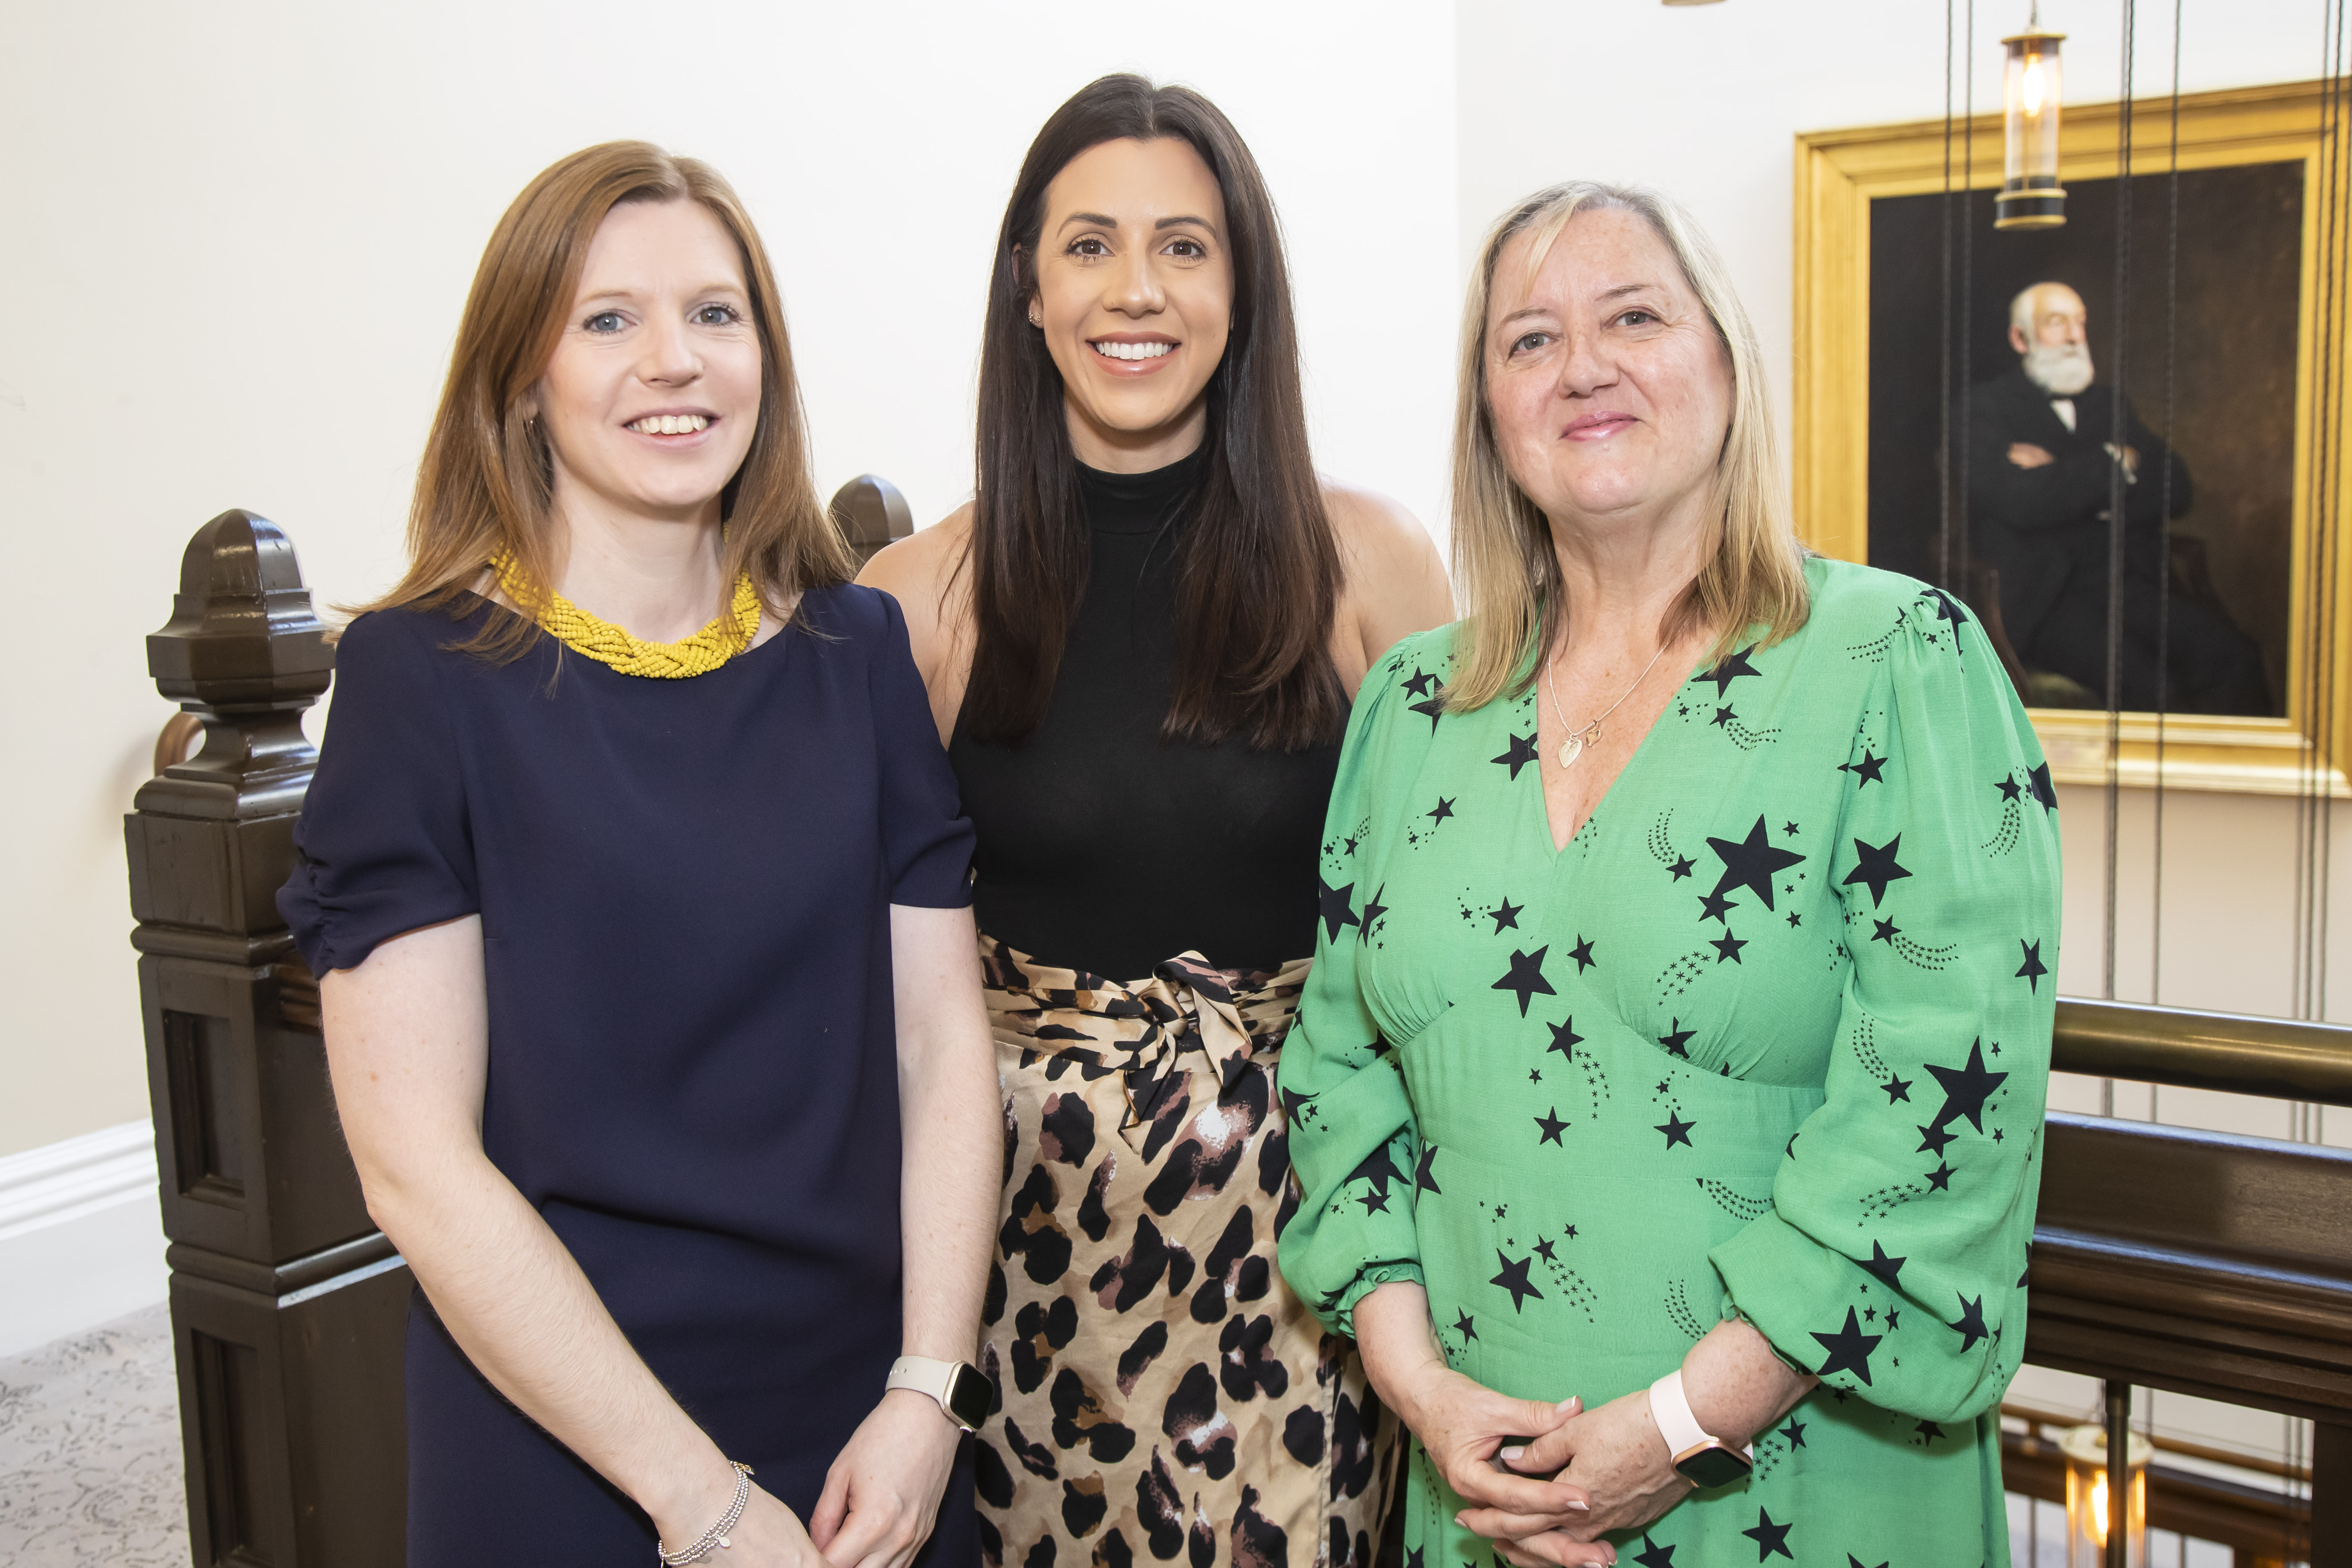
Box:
0;0;1460;1162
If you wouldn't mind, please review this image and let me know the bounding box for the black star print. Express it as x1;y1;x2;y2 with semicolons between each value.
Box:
1916;1420;1946;1444
1406;1548;1423;1568
1871;917;1899;944
1952;1293;1990;1352
1453;1311;1476;1343
1490;1249;1545;1311
1740;1507;1795;1560
1810;1305;1883;1383
1668;854;1696;880
1697;889;1739;923
1534;1108;1567;1145
1927;586;1969;638
1489;898;1523;933
1711;929;1747;963
2028;760;2059;812
1880;1074;1911;1102
1700;645;1761;696
1402;667;1434;698
1659;1020;1696;1058
1527;1068;1542;1084
1656;1110;1696;1148
1345;1144;1406;1202
1492;947;1555;1016
1862;1241;1906;1288
1632;1536;1677;1568
1863;1305;1876;1322
1547;1018;1582;1059
1916;1122;1957;1156
1997;774;2023;802
1707;816;1806;910
1428;797;1456;825
1563;1223;1578;1239
1842;835;1913;907
1886;1308;1901;1330
1782;821;1800;837
1359;1186;1390;1213
1926;1038;2009;1133
1842;748;1889;787
1993;1127;2006;1142
1317;878;1361;943
1568;936;1596;971
1535;1237;1558;1262
1778;1418;1807;1449
1926;1161;1955;1191
2016;939;2048;992
1342;835;1359;855
1491;731;1540;780
1657;1080;1671;1095
1787;912;1802;928
1358;885;1389;943
1713;706;1736;727
1414;1145;1442;1196
1409;683;1449;732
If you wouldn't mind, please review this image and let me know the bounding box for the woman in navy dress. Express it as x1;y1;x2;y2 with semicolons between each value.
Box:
278;142;1000;1568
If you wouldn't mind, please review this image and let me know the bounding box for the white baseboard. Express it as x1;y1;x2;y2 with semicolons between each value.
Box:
0;1122;168;1359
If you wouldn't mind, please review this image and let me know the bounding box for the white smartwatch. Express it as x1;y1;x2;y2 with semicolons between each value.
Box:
1648;1369;1754;1488
887;1355;994;1434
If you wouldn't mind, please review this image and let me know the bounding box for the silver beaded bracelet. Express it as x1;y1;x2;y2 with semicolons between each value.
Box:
656;1462;754;1566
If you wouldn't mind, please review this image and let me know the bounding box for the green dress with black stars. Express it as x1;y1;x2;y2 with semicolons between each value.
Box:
1277;558;2059;1566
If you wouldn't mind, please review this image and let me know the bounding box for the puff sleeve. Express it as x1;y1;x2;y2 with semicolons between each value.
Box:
1276;637;1436;1338
277;610;479;975
1709;598;2061;1422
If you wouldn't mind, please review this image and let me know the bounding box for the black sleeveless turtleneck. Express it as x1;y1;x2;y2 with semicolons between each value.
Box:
946;453;1343;980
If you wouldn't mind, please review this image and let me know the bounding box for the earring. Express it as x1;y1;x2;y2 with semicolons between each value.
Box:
1027;304;1043;328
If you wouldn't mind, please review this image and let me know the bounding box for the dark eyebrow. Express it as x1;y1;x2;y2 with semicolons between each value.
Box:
1054;211;1219;235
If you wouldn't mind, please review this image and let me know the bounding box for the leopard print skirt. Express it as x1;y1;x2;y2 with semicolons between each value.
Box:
973;935;1396;1568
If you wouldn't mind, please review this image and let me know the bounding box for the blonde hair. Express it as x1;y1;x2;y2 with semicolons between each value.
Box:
1447;181;1808;710
360;141;849;653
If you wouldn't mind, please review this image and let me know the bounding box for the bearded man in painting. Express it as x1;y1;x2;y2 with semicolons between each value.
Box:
1968;280;2268;714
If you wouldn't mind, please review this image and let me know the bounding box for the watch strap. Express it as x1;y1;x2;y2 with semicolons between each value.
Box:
1647;1369;1753;1462
887;1355;988;1432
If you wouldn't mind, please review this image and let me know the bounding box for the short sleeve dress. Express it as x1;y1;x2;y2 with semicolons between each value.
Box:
278;585;978;1567
1277;558;2061;1566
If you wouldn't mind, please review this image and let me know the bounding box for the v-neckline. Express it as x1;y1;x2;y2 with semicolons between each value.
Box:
1532;651;1712;859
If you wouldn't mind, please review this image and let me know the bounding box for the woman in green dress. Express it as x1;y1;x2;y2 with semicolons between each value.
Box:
1277;182;2059;1567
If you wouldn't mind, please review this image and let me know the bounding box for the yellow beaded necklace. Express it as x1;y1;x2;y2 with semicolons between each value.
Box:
491;550;760;679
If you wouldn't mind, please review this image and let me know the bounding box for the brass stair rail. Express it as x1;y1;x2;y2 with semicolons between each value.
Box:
2052;997;2352;1107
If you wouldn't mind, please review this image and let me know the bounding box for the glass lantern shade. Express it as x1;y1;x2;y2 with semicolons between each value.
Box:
1997;28;2068;229
2058;1423;2151;1567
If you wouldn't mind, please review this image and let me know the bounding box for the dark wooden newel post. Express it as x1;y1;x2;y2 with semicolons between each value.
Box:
127;510;409;1567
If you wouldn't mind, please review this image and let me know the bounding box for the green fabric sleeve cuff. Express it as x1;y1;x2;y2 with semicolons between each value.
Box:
1710;1210;1862;1382
1331;1263;1426;1341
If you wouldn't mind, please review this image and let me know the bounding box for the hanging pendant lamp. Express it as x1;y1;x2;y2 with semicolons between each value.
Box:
1997;4;2068;229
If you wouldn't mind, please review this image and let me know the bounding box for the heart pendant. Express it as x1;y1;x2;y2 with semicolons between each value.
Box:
1558;735;1584;768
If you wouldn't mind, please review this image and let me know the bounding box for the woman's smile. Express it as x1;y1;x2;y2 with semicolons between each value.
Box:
622;409;717;442
1561;410;1639;441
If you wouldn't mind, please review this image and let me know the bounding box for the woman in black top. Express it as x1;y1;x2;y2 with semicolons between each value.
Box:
862;76;1451;1568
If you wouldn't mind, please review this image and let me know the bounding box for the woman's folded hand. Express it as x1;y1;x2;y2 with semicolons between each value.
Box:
1489;1389;1688;1552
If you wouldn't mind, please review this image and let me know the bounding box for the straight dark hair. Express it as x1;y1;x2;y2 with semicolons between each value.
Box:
965;74;1344;750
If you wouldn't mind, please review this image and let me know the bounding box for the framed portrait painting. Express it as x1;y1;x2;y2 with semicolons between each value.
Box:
1794;80;2352;794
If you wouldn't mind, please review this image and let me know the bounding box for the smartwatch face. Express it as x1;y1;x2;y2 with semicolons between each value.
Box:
946;1364;994;1432
1673;1443;1754;1489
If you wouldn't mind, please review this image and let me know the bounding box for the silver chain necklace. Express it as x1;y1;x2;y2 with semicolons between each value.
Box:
1544;639;1670;769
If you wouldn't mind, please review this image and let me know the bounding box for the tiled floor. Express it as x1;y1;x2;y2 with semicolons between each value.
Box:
0;1305;187;1566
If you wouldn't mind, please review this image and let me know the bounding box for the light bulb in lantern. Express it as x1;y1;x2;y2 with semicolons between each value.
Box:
1997;19;2067;230
2059;1424;2150;1567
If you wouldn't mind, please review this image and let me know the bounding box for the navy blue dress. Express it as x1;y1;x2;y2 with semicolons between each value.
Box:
279;585;979;1566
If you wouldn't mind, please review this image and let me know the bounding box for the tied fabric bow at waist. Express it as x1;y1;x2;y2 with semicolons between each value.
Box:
977;934;1311;1159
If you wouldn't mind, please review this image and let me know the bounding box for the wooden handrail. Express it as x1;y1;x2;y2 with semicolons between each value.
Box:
2053;997;2352;1108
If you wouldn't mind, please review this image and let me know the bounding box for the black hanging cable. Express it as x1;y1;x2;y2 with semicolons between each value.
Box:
2151;0;2183;1017
2103;0;2138;1021
1941;0;1958;593
1958;0;1978;598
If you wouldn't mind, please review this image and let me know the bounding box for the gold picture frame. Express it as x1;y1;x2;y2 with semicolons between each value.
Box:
1793;80;2352;795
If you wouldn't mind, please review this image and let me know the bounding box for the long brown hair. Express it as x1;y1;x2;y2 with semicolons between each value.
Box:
964;75;1343;750
362;141;848;651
